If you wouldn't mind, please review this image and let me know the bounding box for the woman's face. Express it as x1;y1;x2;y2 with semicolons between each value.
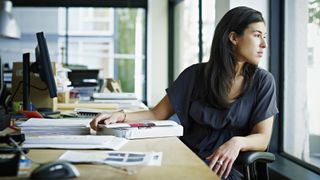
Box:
232;22;267;65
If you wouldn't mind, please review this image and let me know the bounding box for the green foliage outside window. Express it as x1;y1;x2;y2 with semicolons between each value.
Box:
309;0;320;26
115;9;138;92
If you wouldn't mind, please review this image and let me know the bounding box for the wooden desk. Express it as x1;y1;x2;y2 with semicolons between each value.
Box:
5;137;218;180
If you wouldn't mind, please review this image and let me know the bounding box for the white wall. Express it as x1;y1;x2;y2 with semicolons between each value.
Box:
147;0;168;107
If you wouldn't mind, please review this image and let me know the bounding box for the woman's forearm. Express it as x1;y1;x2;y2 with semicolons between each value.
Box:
124;110;157;122
231;133;270;152
232;117;274;151
125;95;175;122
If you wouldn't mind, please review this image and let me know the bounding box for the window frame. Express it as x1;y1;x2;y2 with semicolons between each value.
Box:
269;0;320;177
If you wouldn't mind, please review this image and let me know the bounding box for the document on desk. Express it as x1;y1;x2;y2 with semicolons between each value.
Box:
97;120;183;139
59;151;163;166
22;135;128;150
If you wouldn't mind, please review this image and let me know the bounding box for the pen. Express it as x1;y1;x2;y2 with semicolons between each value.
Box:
129;123;155;127
9;125;20;131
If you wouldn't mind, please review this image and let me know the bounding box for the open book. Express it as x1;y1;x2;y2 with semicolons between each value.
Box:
97;120;183;139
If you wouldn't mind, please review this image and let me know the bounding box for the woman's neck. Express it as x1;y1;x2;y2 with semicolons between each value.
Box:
235;62;245;77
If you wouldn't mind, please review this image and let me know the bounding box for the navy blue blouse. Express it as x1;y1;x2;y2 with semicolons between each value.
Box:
166;63;278;159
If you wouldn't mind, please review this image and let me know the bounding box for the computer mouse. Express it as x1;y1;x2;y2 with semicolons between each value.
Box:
30;161;80;179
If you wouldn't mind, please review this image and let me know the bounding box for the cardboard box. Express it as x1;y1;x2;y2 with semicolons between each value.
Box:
11;62;57;111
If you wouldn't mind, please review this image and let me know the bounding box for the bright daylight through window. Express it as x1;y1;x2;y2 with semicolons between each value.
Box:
284;0;320;169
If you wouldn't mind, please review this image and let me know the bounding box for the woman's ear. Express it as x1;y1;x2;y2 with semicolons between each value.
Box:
228;32;238;46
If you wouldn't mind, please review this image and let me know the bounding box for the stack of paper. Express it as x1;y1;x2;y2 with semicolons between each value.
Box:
22;135;128;150
18;118;91;136
97;120;183;139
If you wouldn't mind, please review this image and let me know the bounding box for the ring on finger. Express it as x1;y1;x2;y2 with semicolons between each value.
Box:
217;160;223;166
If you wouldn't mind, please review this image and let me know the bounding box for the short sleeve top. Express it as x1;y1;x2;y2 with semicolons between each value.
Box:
166;63;278;159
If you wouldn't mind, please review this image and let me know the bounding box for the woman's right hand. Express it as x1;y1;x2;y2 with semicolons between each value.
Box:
89;111;126;131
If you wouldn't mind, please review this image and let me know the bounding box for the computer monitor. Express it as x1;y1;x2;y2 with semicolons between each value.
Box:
32;32;57;98
22;32;57;111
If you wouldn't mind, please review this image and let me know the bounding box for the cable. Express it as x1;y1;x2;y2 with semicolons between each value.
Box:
10;80;23;102
11;81;48;101
8;137;45;165
8;80;48;111
30;84;47;91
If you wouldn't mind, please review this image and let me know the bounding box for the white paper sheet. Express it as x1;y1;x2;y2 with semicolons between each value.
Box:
59;151;162;166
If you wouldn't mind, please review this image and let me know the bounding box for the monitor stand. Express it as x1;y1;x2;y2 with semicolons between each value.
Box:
22;53;30;111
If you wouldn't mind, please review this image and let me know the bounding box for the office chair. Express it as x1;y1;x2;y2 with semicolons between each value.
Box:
235;151;275;180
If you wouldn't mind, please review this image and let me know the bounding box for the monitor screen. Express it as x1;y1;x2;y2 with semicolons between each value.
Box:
31;32;57;98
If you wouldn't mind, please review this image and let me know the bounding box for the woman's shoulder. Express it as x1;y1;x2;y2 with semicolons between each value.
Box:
252;68;276;91
184;63;206;72
254;68;275;82
179;63;206;77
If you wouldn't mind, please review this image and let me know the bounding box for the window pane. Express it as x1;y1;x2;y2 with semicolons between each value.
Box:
202;0;215;62
284;0;320;169
66;8;145;96
173;1;199;78
0;7;146;99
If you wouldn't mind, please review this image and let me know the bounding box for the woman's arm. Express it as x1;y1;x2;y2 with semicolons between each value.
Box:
90;95;175;130
233;116;274;151
207;117;274;179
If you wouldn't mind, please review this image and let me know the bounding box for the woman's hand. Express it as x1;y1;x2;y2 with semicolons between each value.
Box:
206;137;242;179
89;111;126;131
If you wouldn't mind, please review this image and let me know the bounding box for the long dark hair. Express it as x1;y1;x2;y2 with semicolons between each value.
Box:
204;6;264;109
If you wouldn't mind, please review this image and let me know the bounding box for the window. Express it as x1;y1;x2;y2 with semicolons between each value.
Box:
172;0;215;79
283;0;320;171
0;6;146;99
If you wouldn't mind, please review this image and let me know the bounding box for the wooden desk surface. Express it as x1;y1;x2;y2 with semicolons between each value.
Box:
4;137;217;180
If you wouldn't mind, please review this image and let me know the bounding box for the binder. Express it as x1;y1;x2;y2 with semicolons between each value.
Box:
97;120;183;139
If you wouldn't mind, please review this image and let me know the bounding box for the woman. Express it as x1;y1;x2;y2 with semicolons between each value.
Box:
90;6;278;179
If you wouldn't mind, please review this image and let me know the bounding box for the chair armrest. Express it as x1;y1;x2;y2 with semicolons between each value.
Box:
235;151;275;166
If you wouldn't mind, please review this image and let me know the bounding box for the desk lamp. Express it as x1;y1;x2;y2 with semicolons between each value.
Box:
0;0;20;39
0;0;20;96
0;0;20;111
0;0;20;94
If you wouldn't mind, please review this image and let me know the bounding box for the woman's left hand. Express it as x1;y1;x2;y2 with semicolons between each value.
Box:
206;137;242;179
